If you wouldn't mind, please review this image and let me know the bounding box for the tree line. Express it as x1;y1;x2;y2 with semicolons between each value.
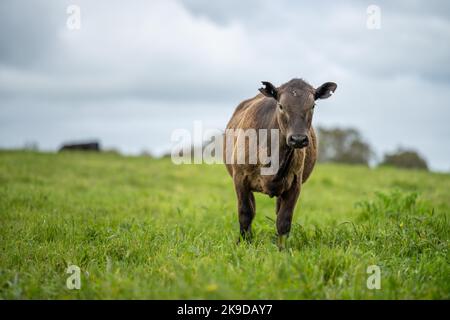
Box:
317;127;428;170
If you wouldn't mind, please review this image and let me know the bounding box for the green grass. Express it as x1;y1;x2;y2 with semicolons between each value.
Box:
0;150;449;299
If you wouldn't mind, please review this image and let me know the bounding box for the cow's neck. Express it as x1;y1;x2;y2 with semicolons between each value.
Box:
273;143;294;182
270;114;293;182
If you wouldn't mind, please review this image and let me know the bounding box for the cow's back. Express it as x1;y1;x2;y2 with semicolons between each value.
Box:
223;94;275;177
224;94;317;186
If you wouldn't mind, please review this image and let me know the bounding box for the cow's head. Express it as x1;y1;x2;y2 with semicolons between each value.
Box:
259;79;337;148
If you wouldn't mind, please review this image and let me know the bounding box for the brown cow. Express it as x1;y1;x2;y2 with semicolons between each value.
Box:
224;78;337;249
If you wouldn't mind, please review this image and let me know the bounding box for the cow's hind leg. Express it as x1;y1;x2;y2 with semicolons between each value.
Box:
276;176;300;250
234;182;255;243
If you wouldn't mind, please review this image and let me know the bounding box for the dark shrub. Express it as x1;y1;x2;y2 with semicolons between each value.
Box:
380;148;428;170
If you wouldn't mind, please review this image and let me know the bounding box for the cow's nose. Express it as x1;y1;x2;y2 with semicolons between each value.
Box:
288;134;309;148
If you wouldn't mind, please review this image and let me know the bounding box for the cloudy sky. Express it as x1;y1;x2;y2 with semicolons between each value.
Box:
0;0;449;170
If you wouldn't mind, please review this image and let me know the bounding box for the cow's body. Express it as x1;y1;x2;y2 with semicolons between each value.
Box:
224;95;318;196
224;78;336;248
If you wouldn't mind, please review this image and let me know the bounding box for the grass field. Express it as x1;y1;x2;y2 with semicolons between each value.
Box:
0;150;449;299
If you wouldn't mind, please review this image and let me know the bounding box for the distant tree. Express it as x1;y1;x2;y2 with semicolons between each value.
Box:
380;148;428;170
140;150;154;158
23;141;39;151
317;127;374;165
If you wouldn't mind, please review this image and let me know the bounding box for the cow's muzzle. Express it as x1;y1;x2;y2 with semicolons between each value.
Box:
287;134;309;149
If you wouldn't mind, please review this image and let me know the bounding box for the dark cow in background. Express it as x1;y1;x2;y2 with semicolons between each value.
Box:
224;78;337;249
59;141;101;152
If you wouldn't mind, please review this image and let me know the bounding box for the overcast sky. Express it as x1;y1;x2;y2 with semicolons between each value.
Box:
0;0;449;170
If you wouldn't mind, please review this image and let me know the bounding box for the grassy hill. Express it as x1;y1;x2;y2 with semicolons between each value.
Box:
0;151;448;299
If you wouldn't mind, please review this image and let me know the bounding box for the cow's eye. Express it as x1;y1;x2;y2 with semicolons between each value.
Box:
312;104;316;110
278;103;283;111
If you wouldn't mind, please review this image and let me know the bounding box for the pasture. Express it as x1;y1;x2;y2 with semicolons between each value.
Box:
0;151;448;299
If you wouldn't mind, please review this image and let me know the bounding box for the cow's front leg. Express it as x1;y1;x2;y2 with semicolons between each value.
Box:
234;181;255;243
276;177;300;250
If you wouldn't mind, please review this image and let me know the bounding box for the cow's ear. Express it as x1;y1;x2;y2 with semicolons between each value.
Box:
259;81;278;100
315;82;337;100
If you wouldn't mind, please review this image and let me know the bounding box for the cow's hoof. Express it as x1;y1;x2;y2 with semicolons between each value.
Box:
277;234;289;251
236;232;252;245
